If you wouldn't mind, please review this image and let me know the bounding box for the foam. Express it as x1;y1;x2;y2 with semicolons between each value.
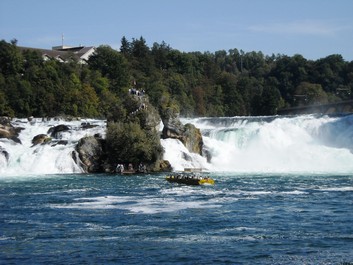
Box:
50;194;221;214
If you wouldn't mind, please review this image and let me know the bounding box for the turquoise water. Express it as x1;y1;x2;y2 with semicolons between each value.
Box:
1;173;353;264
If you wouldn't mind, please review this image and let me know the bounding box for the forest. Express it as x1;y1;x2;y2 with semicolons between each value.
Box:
1;37;353;119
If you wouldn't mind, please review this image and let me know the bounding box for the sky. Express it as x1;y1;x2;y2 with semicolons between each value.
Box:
1;0;353;61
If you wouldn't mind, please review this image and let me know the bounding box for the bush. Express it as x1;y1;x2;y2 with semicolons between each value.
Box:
106;121;163;166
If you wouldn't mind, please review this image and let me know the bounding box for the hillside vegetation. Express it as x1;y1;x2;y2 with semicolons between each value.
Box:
1;37;353;119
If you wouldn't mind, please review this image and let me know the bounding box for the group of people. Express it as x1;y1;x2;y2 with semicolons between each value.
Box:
115;162;147;174
128;87;148;115
128;88;145;97
170;174;208;180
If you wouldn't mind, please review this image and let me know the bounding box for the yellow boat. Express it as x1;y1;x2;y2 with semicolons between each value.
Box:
165;174;215;185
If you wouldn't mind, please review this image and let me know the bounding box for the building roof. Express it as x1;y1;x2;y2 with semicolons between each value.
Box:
18;45;95;64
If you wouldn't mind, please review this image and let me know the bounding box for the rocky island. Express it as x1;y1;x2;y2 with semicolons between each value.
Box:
0;93;205;174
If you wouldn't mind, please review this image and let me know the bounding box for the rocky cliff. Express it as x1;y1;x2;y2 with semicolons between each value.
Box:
75;135;105;173
161;107;203;155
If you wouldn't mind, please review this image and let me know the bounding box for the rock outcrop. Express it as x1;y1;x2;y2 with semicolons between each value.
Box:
48;124;70;138
80;122;98;130
157;160;173;172
75;135;105;173
161;108;203;155
0;116;23;144
31;134;52;146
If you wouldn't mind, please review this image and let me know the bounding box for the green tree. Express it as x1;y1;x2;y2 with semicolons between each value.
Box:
120;36;132;56
0;39;23;76
99;89;126;122
88;45;130;93
295;82;328;105
217;72;246;115
252;86;281;115
106;121;163;165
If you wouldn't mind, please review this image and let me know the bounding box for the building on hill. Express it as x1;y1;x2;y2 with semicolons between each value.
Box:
18;45;95;64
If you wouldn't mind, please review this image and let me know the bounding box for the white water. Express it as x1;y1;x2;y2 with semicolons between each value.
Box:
0;118;106;176
1;115;353;176
171;114;353;174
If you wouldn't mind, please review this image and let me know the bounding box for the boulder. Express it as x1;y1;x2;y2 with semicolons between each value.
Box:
51;140;68;147
75;136;104;173
0;116;22;144
81;122;98;130
31;134;51;146
48;124;70;138
157;160;173;172
161;108;203;155
181;123;203;155
0;128;12;139
142;100;162;131
161;107;184;138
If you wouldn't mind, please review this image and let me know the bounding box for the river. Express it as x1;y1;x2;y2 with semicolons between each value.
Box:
1;115;353;264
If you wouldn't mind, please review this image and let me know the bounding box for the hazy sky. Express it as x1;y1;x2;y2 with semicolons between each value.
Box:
1;0;352;60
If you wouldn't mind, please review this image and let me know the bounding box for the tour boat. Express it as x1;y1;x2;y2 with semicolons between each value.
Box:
165;174;215;185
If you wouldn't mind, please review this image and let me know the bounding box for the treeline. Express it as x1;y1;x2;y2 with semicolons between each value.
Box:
1;37;353;118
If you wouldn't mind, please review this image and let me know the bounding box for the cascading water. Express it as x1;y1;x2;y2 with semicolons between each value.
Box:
1;114;353;176
165;114;353;174
0;118;106;176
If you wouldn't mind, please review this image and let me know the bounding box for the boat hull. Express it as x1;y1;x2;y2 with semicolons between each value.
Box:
165;175;215;185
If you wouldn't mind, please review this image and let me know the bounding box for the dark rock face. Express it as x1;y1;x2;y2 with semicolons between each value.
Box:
161;108;184;138
75;136;104;173
51;140;68;147
158;160;173;172
31;134;51;146
181;123;203;155
0;146;9;161
48;124;70;138
80;122;98;130
161;108;203;155
143;101;162;131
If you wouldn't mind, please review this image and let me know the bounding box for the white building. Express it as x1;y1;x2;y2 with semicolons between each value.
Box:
19;45;96;64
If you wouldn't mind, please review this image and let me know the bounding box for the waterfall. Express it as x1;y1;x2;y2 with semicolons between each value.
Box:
162;114;353;174
2;115;353;176
0;118;106;176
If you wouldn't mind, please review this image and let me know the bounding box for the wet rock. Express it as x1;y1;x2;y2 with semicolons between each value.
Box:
48;124;70;138
31;134;51;146
158;160;173;172
51;140;68;147
0;128;12;139
161;108;203;155
0;116;22;144
181;123;203;155
81;122;98;129
75;136;105;173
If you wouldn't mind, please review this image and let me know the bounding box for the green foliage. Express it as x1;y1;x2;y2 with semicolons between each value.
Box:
295;82;328;105
88;45;130;93
0;40;23;76
0;38;353;119
106;121;163;165
252;86;281;115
